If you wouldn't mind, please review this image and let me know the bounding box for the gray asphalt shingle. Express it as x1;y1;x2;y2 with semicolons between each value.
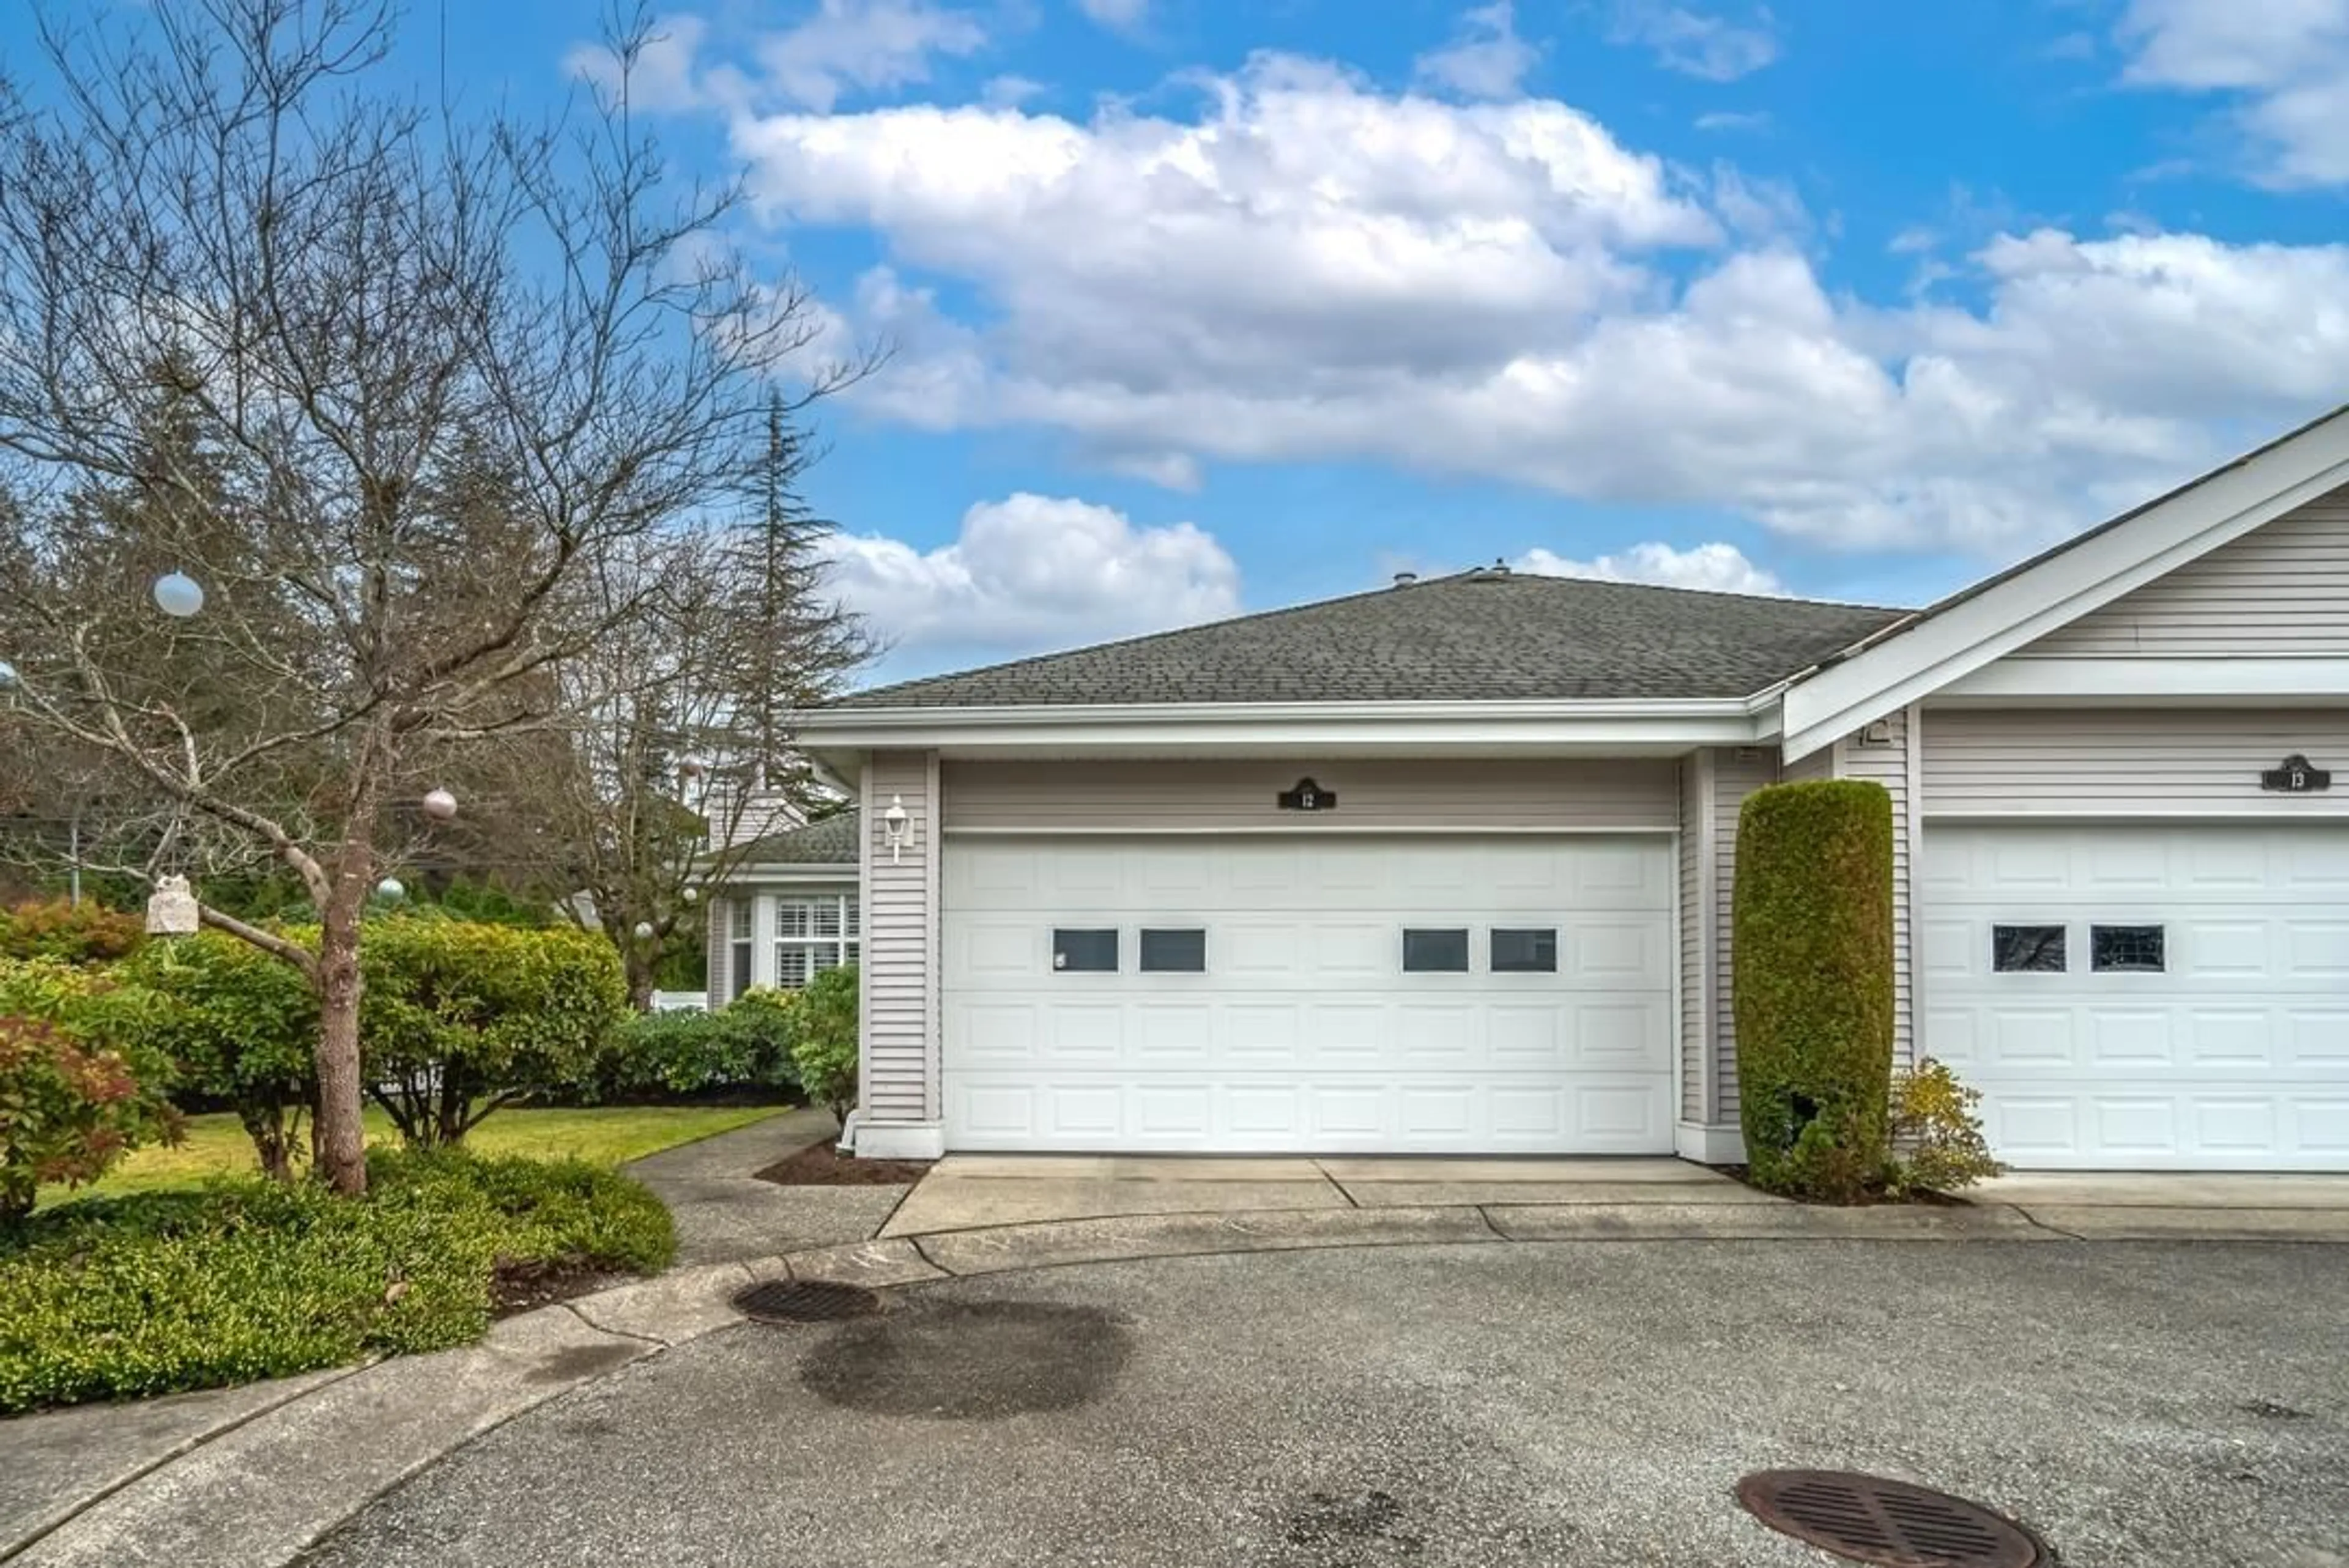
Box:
831;569;1909;709
732;810;859;865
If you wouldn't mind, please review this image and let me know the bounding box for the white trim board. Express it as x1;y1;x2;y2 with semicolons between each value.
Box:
1781;408;2349;761
1935;657;2349;703
940;824;1680;838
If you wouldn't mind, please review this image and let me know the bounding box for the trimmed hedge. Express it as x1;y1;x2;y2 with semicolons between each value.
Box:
1732;779;1896;1201
592;992;801;1101
0;900;146;966
362;918;629;1147
0;1148;673;1413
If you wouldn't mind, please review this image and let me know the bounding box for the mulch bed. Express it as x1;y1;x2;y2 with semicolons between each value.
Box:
492;1256;633;1317
756;1141;933;1186
1710;1165;1969;1207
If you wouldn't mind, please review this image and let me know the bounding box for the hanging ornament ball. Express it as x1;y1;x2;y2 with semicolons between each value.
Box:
633;920;656;941
421;788;458;821
375;876;406;901
153;572;206;618
679;758;707;779
0;660;17;688
682;886;699;904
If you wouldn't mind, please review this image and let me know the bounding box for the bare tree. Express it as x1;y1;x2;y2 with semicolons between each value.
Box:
0;1;869;1193
458;410;873;1008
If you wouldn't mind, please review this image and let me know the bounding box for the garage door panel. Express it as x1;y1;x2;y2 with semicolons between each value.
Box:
943;835;1674;1154
1924;823;2349;1170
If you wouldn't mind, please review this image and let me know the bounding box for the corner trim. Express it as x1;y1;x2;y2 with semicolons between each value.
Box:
853;1122;946;1160
1675;1121;1746;1164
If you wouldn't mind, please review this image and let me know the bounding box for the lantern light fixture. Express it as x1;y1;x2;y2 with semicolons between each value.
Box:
882;794;910;864
152;572;206;618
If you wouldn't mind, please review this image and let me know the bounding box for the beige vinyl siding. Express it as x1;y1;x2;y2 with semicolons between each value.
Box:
1678;755;1707;1123
1710;747;1779;1122
1781;747;1833;785
861;750;939;1124
942;757;1679;832
1921;708;2349;817
1837;708;1915;1065
2019;486;2349;656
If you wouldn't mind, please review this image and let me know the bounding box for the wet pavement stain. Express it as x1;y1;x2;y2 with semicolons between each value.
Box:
1283;1489;1426;1558
525;1343;643;1385
800;1298;1132;1418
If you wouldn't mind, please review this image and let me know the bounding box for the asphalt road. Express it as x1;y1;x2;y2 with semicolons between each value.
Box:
308;1240;2349;1567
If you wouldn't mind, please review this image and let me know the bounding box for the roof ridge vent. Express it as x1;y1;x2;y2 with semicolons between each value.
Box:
1469;558;1514;582
1391;571;1418;588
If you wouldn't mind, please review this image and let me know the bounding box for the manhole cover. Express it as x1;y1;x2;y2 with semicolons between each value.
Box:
734;1279;883;1323
1735;1470;2046;1568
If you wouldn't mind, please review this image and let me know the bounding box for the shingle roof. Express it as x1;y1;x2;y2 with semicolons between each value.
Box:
733;810;859;865
833;570;1910;708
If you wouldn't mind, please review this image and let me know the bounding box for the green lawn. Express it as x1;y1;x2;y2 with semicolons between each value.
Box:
39;1103;784;1210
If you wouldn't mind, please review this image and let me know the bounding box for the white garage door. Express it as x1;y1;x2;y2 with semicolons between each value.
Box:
1921;823;2349;1170
940;835;1675;1153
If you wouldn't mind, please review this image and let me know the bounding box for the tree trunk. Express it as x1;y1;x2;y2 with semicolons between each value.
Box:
626;949;657;1013
313;848;375;1196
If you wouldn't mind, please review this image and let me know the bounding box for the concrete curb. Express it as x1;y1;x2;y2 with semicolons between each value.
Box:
11;1194;2347;1567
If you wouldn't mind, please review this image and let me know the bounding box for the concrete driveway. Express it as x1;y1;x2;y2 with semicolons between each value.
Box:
306;1239;2349;1568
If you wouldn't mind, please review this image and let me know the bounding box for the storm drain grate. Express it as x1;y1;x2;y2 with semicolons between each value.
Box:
734;1279;883;1324
1735;1470;2046;1568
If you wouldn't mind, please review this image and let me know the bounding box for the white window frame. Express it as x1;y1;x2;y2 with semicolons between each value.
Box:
763;892;861;990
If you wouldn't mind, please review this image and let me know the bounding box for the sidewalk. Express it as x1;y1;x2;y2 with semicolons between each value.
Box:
622;1108;909;1266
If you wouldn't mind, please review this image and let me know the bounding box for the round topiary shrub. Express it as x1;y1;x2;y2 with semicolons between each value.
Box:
1732;778;1895;1201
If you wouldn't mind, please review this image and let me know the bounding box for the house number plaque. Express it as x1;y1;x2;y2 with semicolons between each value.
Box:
1277;777;1337;812
2260;755;2332;793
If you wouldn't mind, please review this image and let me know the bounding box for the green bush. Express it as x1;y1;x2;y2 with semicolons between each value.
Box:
0;900;146;965
0;961;180;1222
120;933;318;1178
789;964;858;1126
362;917;629;1148
1884;1057;2005;1197
0;1148;674;1413
1732;779;1896;1202
595;992;801;1101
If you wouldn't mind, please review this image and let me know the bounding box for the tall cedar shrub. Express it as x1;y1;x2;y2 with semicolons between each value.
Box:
1732;779;1896;1200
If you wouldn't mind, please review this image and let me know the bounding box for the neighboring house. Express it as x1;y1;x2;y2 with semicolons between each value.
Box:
768;407;2349;1171
702;810;862;1001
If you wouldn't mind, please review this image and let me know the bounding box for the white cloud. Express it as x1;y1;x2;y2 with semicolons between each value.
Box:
820;494;1241;654
1694;109;1772;133
1076;0;1150;32
723;54;2349;560
1608;2;1781;82
2118;0;2349;187
565;14;708;111
1515;542;1783;595
757;0;989;113
1414;2;1540;100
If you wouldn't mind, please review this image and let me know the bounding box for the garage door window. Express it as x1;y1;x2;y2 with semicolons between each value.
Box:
1053;929;1119;972
2091;925;2165;973
1139;928;1206;972
1992;925;2066;973
1491;928;1558;973
1403;928;1470;972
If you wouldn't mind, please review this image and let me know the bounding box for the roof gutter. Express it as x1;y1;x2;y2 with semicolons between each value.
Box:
791;696;1776;757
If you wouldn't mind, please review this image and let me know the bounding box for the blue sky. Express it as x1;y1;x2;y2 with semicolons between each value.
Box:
9;1;2346;679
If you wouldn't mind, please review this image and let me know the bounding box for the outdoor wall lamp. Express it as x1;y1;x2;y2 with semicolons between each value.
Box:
882;794;911;864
